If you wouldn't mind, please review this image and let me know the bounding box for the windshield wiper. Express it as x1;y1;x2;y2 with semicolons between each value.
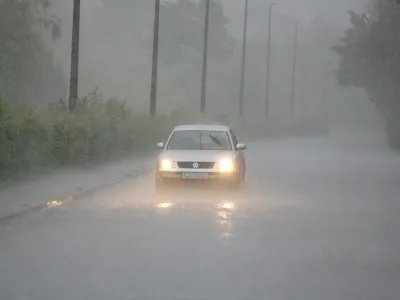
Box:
208;135;225;149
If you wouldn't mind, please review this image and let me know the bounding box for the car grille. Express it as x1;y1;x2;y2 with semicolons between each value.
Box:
177;162;215;169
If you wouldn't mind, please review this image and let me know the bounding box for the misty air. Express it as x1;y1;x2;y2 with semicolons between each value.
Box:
0;0;399;299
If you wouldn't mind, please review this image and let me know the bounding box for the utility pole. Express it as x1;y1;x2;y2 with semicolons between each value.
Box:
321;63;331;119
290;21;299;117
200;0;210;114
239;0;249;117
265;2;277;117
150;0;161;116
69;0;81;111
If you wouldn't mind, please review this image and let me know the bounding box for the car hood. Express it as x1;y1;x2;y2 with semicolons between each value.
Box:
159;150;235;162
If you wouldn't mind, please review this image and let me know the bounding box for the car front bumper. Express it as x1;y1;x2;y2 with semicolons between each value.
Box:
156;170;238;183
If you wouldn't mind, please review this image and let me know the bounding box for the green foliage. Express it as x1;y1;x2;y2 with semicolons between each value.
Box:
331;11;371;88
0;92;328;181
332;3;400;102
0;0;65;104
332;0;400;149
0;95;151;180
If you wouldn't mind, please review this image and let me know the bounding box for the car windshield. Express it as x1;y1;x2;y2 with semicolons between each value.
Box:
166;130;232;150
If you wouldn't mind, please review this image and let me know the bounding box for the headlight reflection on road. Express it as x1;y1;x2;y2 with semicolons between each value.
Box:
218;201;236;211
157;202;174;209
217;211;230;225
45;200;63;208
42;196;74;211
217;201;236;238
155;201;174;215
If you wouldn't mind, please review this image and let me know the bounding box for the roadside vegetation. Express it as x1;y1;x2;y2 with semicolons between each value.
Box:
0;91;161;180
332;0;400;150
0;91;328;181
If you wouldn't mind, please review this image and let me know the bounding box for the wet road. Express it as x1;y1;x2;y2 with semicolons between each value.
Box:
1;134;400;300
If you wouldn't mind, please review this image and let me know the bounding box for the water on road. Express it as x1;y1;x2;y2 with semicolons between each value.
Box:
1;134;399;300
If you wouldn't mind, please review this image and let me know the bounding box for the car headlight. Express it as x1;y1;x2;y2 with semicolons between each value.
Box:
160;159;173;171
217;159;234;172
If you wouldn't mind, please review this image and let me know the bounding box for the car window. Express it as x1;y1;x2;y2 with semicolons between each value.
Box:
167;130;232;150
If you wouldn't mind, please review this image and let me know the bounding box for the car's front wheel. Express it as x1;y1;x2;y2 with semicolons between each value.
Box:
155;177;167;192
240;166;246;187
231;166;245;189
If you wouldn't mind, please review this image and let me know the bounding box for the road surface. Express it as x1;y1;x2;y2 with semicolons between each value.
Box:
1;133;400;300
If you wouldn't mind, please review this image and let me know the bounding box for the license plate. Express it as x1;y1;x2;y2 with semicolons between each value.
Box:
182;172;208;180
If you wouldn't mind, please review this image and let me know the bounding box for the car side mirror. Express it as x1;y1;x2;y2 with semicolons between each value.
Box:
236;143;247;150
156;142;164;149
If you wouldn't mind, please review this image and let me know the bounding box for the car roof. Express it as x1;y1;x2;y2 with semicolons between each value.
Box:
173;124;230;132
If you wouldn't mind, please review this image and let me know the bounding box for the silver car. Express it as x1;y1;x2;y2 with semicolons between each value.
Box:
155;124;246;189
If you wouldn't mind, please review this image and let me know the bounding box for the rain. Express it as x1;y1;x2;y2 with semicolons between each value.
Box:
0;0;399;299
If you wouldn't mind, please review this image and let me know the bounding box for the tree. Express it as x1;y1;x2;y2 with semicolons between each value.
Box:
158;0;235;65
332;0;400;148
0;0;64;104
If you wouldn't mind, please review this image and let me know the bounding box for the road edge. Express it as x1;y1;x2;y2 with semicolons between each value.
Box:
0;162;153;224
